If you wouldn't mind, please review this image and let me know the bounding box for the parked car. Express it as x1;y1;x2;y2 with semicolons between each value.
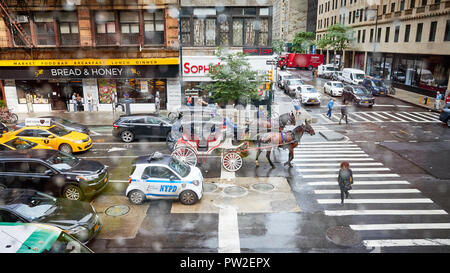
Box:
362;78;388;96
297;85;321;105
0;122;7;135
15;116;90;135
0;137;53;151
391;70;406;83
0;149;108;201
126;152;203;205
343;85;375;107
439;102;450;127
0;223;93;253
324;81;344;96
277;71;293;90
317;64;338;78
0;189;101;243
113;113;173;143
284;78;304;96
3;118;92;154
342;68;365;85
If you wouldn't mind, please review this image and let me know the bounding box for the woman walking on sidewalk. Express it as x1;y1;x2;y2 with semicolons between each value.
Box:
338;161;353;205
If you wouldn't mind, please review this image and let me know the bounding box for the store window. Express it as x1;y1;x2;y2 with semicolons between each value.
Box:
58;12;79;46
120;11;139;45
97;79;166;104
95;11;117;45
34;12;56;46
143;10;165;45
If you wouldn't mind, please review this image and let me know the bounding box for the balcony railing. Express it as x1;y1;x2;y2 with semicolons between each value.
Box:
416;6;425;13
95;33;118;46
404;8;413;15
120;34;139;45
60;34;80;46
429;3;441;11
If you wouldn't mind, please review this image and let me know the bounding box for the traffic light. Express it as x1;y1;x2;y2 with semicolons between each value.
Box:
268;70;273;82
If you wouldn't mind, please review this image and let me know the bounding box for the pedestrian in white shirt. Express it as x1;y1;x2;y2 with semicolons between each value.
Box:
293;97;301;117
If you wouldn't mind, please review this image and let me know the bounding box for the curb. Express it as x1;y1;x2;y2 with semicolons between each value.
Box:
388;94;440;113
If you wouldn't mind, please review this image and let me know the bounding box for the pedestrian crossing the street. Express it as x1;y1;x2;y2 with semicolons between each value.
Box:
318;111;441;124
293;141;450;251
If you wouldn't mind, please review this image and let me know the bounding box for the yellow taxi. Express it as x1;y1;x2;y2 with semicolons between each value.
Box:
1;118;92;154
0;137;53;151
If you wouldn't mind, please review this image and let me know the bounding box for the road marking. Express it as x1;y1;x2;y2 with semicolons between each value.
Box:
350;112;372;122
380;112;409;122
314;189;417;194
294;151;367;154
297;148;362;151
293;158;374;162
297;145;359;148
218;207;240;253
359;112;383;122
305;173;399;178
324;210;447;216
363;239;450;248
79;155;143;159
371;112;390;120
395;113;421;122
294;162;384;167
299;141;352;145
295;154;368;158
317;198;432;204
309;180;408;185
351;223;450;230
400;112;431;122
297;167;390;172
93;142;165;145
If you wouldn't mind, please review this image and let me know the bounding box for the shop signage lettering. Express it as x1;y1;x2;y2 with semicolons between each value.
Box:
50;68;123;77
243;47;273;56
183;62;220;74
0;58;179;67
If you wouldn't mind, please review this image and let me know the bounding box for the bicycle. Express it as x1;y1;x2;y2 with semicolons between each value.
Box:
0;107;18;124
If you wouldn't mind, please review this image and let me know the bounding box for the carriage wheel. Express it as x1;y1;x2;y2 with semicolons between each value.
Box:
222;152;243;172
172;147;198;167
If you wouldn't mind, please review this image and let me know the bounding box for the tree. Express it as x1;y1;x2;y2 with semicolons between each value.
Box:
203;48;264;105
317;24;353;68
291;32;316;53
271;39;285;56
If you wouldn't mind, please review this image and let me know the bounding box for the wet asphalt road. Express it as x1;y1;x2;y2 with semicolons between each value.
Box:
79;69;450;253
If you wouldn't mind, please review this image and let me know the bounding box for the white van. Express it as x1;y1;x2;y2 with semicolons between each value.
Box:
318;64;338;78
342;68;365;85
277;71;293;90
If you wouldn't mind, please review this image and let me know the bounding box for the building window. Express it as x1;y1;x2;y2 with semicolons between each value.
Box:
95;11;117;46
144;10;165;45
429;21;437;42
58;12;79;46
445;20;450;41
377;27;381;42
34;12;56;46
404;24;411;42
410;0;416;9
352;10;356;23
422;0;427;6
416;23;423;42
370;28;374;42
400;0;405;10
357;30;361;43
394;26;400;42
391;3;396;12
385;27;390;42
362;29;366;43
120;11;139;45
382;5;387;14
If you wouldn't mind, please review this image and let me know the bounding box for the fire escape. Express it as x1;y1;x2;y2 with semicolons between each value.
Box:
0;0;34;47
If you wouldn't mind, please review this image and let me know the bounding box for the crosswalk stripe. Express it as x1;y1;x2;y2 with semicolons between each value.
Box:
295;154;369;158
317;198;432;204
412;112;439;120
363;239;450;247
324;210;447;216
293;158;374;162
395;112;421;122
418;111;440;118
371;112;391;120
297;148;363;151
298;167;390;172
295;163;384;166
379;112;410;122
305;173;399;178
295;151;367;154
351;223;450;230
314;189;418;194
309;180;408;185
299;141;351;145
400;112;432;122
350;112;372;122
297;145;359;148
359;112;383;122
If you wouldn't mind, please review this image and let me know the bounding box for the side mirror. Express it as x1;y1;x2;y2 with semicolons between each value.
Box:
45;169;55;176
48;135;55;139
169;175;177;181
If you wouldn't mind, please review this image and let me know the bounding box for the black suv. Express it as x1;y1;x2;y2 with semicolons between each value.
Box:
342;85;375;107
0;149;108;201
113;114;173;143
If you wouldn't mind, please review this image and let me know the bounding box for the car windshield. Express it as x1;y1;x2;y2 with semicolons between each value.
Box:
396;71;405;76
354;73;365;80
159;116;173;124
354;87;370;95
326;67;336;71
421;73;433;80
373;81;386;88
46;151;80;171
333;83;343;88
289;80;303;85
48;125;70;137
4;138;37;150
12;192;56;221
169;157;191;177
54;118;74;126
303;87;317;93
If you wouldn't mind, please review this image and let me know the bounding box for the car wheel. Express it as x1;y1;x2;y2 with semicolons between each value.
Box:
128;190;146;205
121;130;134;143
179;190;198;205
59;143;73;154
447;118;450;127
63;185;84;201
0;183;6;192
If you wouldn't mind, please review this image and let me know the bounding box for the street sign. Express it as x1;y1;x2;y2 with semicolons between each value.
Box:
266;60;277;65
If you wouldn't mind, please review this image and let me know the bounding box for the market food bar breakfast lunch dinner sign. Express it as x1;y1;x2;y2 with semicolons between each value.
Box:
0;58;179;79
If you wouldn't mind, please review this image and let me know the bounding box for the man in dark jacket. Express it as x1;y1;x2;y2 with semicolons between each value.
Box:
338;161;353;204
339;101;348;125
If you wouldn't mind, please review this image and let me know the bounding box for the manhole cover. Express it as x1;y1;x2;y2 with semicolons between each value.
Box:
251;183;274;192
223;186;247;197
326;226;362;247
105;205;130;217
203;183;218;193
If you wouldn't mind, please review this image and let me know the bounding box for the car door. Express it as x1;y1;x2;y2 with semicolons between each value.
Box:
27;162;56;196
144;117;161;138
33;129;58;149
15;129;35;142
3;161;31;189
149;166;179;197
129;117;147;138
324;82;330;94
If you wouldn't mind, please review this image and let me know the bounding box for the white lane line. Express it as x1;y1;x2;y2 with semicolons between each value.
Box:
400;112;432;122
309;180;408;185
297;145;359;148
350;112;372;122
294;154;369;158
295;163;384;167
296;148;362;151
363;239;450;248
359;112;383;122
218;207;240;253
305;173;399;178
417;112;440;118
412;112;440;121
79;155;142;159
317;198;432;204
299;141;352;145
351;223;450;231
297;167;390;172
324;210;447;216
380;112;409;122
314;189;418;194
93;142;164;145
293;158;374;162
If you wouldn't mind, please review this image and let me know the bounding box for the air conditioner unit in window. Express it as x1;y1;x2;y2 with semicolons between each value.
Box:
16;15;28;23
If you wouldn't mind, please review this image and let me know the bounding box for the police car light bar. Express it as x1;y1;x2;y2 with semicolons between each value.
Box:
25;118;52;127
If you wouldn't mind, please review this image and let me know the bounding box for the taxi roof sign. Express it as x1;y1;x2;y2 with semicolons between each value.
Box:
25;118;52;127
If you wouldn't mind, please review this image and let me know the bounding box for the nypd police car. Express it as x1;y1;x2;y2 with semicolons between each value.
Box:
126;152;203;205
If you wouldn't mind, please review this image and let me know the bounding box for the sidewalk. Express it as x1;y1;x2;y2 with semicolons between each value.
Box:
388;88;444;113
